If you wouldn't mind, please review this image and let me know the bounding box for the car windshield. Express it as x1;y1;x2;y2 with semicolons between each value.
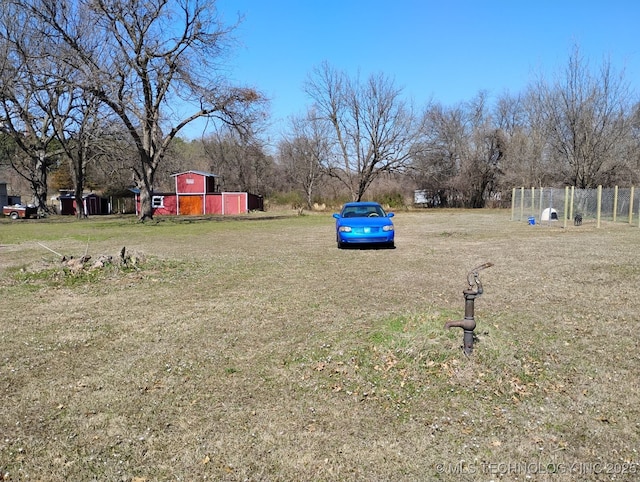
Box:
341;205;385;218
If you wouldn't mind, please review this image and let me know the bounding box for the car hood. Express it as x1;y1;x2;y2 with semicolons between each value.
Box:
337;217;392;226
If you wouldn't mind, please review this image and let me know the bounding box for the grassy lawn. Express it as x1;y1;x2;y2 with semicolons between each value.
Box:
1;210;639;481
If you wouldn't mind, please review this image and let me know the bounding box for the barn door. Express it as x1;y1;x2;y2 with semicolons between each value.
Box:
223;193;244;214
179;195;203;215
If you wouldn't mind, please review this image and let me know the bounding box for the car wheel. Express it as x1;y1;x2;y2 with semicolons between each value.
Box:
10;212;19;220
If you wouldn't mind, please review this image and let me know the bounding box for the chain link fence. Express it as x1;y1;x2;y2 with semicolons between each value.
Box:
511;186;639;227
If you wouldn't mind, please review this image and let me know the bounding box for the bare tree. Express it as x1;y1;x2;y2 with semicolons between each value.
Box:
2;1;119;218
456;92;505;208
534;46;633;188
203;127;272;194
49;84;109;218
492;90;555;188
0;5;66;215
23;0;265;220
278;110;329;208
87;124;141;195
414;93;504;208
304;62;419;201
625;102;640;181
411;102;465;206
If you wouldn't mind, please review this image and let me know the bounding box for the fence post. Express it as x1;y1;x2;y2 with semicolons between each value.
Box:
563;187;569;228
613;186;618;223
597;185;602;228
511;188;516;221
531;187;536;219
629;186;635;225
570;186;575;222
539;187;544;220
520;187;524;221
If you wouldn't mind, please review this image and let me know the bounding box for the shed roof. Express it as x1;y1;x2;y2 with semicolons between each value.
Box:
171;170;219;178
57;192;101;200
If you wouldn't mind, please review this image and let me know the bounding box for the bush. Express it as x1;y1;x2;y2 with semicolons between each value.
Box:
374;191;405;209
267;191;304;208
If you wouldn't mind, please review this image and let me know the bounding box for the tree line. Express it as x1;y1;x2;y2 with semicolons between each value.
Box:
2;1;639;219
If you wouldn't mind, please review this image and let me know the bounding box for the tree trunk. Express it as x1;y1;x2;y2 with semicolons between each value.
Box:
137;186;152;221
74;185;87;219
32;154;50;217
137;166;156;221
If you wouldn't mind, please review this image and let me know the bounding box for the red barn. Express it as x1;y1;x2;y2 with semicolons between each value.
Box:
134;170;263;216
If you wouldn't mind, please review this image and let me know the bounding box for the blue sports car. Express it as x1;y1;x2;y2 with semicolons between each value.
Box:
333;202;395;249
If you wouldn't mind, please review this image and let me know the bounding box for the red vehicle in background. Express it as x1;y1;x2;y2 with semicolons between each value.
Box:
3;204;37;220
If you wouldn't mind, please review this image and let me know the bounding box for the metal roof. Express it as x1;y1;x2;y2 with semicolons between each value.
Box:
171;170;219;178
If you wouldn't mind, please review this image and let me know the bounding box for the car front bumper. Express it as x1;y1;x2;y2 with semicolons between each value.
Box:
337;232;394;244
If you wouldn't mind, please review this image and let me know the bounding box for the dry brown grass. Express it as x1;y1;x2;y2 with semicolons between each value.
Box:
1;210;639;481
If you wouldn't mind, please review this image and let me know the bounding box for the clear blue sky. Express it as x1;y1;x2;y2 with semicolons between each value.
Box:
183;0;640;141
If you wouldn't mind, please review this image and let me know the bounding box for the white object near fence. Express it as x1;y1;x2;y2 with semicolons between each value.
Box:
541;208;558;221
511;186;639;228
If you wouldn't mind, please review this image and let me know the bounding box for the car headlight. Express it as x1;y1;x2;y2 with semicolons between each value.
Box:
339;226;352;232
383;225;394;232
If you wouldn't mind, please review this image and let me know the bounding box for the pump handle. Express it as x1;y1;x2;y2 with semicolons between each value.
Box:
466;262;493;288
